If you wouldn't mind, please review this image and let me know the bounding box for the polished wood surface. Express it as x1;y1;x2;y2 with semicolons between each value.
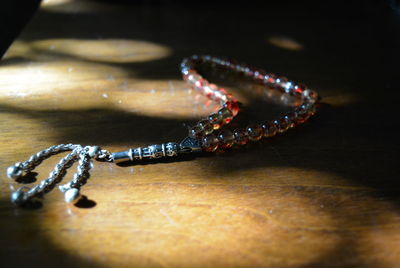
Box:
0;1;399;267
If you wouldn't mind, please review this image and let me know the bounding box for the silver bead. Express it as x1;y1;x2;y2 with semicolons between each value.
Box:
59;184;70;193
11;188;26;205
87;146;101;158
64;188;81;204
7;165;23;180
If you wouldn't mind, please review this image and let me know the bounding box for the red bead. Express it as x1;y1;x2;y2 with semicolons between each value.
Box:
224;101;240;117
294;83;306;95
217;107;233;124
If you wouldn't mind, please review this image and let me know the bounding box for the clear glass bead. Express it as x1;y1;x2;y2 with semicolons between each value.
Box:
217;130;235;149
213;89;227;102
208;113;223;130
195;79;208;92
261;121;278;137
203;83;218;99
187;73;202;84
246;125;264;141
217;107;233;124
201;134;219;152
198;119;214;135
233;128;249;145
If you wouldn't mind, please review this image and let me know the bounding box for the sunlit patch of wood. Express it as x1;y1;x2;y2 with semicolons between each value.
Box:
41;168;344;267
268;36;304;51
28;39;171;63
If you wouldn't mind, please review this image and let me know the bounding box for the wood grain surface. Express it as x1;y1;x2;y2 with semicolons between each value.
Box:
0;1;399;267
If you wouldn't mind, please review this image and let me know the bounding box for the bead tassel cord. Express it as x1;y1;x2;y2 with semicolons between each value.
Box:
6;55;319;206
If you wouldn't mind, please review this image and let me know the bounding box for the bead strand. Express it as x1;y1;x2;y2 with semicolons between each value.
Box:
181;55;319;152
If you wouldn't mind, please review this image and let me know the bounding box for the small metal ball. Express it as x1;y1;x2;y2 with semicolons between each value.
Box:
7;165;23;180
64;188;81;204
11;189;26;206
87;146;101;158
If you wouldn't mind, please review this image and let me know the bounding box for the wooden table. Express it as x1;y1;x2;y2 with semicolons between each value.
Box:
1;1;399;267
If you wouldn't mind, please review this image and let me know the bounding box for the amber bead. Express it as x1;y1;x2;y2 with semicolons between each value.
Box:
217;130;235;149
261;121;278;138
217;107;233;124
246;125;264;141
233;128;249;145
208;113;223;130
277;117;290;133
198;119;214;135
201;134;219;152
188;125;204;138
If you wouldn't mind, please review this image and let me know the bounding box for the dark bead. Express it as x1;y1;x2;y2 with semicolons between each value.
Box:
246;125;264;141
277;117;290;133
201;134;219;152
217;130;235;149
261;121;278;138
233;128;249;145
284;112;296;128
